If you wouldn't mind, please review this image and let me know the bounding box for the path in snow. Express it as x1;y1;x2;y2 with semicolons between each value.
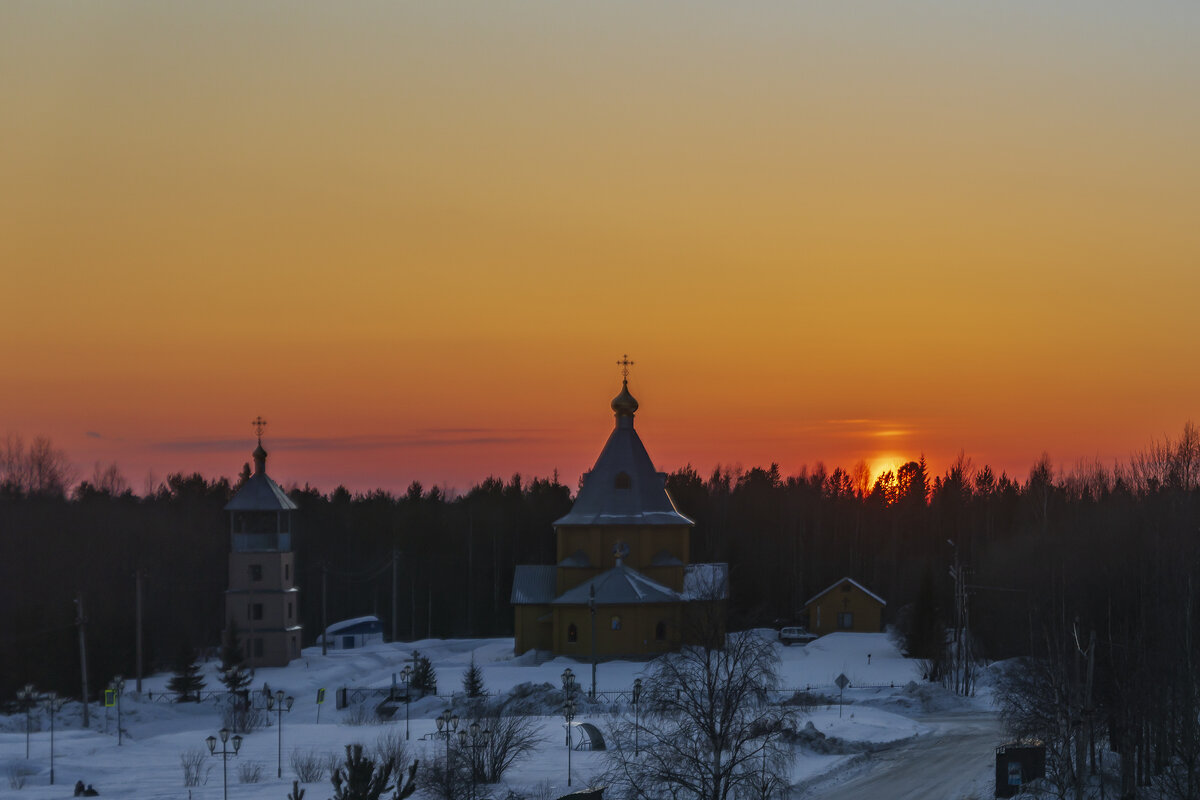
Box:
796;712;1002;800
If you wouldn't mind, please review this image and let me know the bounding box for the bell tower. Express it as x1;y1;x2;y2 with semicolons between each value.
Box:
223;418;302;668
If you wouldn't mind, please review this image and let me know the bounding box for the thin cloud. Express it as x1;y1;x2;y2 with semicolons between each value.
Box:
154;430;553;453
86;431;103;439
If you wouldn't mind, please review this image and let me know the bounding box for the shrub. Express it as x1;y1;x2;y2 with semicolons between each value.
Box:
237;760;265;783
290;749;328;783
222;698;268;733
372;731;409;776
6;763;35;790
180;747;211;786
341;702;380;726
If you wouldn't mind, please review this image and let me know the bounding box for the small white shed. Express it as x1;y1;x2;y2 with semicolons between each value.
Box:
316;615;385;650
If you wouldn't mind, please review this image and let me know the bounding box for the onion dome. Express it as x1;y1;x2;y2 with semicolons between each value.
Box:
253;441;268;475
611;380;639;417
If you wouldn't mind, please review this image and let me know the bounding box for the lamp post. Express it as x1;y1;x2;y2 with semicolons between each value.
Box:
206;727;243;800
401;664;412;740
560;668;576;747
563;699;577;787
110;676;126;746
266;689;294;778
46;691;65;785
458;721;491;800
16;683;36;758
435;708;459;763
632;677;643;757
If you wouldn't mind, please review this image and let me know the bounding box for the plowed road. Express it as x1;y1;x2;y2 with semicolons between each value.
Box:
798;712;1002;800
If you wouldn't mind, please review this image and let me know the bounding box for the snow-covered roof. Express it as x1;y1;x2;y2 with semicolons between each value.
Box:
554;384;693;528
804;577;887;607
225;471;297;512
511;565;557;605
552;563;682;606
683;563;729;600
323;615;382;635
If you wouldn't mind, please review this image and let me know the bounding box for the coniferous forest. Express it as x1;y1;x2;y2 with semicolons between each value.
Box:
3;426;1200;793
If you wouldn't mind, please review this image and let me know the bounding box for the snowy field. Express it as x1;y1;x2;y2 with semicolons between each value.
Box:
0;632;992;800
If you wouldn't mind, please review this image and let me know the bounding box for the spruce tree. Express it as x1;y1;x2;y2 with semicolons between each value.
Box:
409;650;437;696
219;618;252;693
330;744;418;800
462;654;484;699
166;644;206;702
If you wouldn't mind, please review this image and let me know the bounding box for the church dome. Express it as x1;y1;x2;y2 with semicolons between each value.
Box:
611;380;639;417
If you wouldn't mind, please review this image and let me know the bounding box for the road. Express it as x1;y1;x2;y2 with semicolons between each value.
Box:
798;712;1002;800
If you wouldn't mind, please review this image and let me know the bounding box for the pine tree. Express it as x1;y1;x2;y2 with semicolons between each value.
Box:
462;654;484;699
409;650;437;696
166;644;206;702
330;744;418;800
219;618;252;693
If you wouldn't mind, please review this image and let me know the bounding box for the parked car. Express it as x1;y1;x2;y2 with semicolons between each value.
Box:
778;626;818;646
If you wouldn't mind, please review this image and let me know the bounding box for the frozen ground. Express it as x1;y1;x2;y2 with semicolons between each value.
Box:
0;632;1000;800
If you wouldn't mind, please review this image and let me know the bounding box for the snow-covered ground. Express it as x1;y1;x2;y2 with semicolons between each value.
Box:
0;633;998;800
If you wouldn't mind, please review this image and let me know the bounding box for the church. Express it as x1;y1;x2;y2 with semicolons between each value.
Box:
511;367;727;657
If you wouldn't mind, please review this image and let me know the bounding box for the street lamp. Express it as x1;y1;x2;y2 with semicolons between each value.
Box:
401;664;412;740
435;708;459;763
46;691;65;785
632;677;643;757
266;689;294;778
16;683;36;759
560;668;576;747
563;699;577;787
458;721;491;800
109;676;126;746
206;727;243;800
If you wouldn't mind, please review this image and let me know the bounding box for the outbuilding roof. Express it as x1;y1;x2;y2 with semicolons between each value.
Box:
803;577;887;607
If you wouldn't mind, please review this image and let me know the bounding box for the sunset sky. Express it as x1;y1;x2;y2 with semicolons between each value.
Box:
2;2;1199;494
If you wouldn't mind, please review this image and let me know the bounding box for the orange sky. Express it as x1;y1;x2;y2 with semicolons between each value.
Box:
2;2;1199;494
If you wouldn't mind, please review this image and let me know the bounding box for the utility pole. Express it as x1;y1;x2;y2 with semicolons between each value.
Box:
391;548;399;643
321;563;328;657
75;593;90;728
467;511;474;636
589;584;597;700
135;570;144;694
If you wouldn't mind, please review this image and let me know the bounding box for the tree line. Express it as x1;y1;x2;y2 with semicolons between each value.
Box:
4;425;1200;797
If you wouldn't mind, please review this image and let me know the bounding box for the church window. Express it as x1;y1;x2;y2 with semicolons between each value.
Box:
253;638;264;658
287;601;293;619
837;612;854;630
251;603;263;621
249;564;263;582
284;563;290;581
611;615;622;631
567;624;578;643
655;621;667;641
614;471;631;489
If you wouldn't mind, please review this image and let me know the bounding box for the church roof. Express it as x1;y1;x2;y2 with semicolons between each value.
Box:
552;563;683;606
225;472;297;511
224;439;298;512
511;565;558;605
554;381;694;528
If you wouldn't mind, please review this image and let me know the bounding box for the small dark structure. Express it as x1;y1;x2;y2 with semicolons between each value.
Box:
556;789;603;800
995;742;1045;797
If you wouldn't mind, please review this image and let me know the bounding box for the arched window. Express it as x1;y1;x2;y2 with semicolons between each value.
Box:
655;621;667;641
614;471;632;489
567;623;578;643
611;615;622;631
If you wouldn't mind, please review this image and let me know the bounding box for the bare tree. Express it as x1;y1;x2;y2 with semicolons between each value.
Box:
603;630;795;800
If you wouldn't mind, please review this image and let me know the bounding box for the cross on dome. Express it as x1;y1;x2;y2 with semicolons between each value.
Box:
616;354;635;382
251;416;268;442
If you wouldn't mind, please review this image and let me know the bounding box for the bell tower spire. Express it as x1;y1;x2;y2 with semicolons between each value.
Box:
251;416;268;475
